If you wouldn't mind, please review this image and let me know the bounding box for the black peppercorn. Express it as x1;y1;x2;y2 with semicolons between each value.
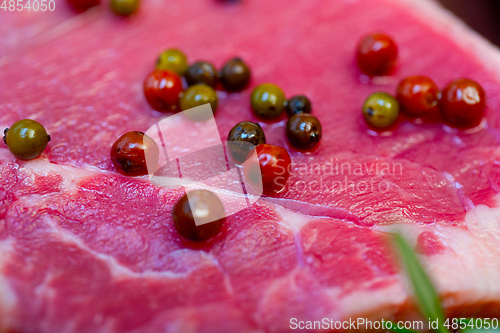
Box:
184;61;218;88
227;121;266;163
220;58;251;92
172;190;225;242
286;95;312;117
286;113;322;150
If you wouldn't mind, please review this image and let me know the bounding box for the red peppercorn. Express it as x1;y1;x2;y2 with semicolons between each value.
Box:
244;144;291;193
111;131;159;176
396;76;440;116
357;33;398;76
440;78;486;129
143;70;183;112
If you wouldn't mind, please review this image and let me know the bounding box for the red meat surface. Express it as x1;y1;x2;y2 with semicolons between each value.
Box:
1;0;500;331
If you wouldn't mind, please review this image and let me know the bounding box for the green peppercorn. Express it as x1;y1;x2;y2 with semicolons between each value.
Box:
180;84;219;113
250;83;286;120
362;92;399;128
110;0;139;16
286;113;322;150
227;121;266;163
156;49;189;76
184;61;218;88
4;119;50;160
286;95;312;117
220;58;251;92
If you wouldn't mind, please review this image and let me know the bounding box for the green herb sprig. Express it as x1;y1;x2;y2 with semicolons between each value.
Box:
390;234;499;333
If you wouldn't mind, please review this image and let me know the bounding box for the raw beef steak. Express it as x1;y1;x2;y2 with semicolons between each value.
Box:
1;0;500;331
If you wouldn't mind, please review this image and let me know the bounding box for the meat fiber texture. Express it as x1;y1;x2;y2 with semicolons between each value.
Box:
1;0;500;331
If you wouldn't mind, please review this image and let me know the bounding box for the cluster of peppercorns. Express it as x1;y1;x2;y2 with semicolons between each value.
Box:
110;49;254;179
249;84;322;150
226;87;322;195
357;33;486;130
185;82;323;239
67;0;140;16
143;48;251;115
111;49;251;175
142;49;323;196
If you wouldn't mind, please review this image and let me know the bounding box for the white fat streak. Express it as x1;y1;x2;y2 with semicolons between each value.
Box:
333;281;408;320
7;195;224;282
464;202;500;238
152;175;264;219
22;158;96;194
273;205;312;234
1;147;100;195
38;214;193;280
373;198;500;314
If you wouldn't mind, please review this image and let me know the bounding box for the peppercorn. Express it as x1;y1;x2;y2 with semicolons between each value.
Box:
110;131;159;176
227;121;266;163
172;190;225;242
362;92;399;128
250;83;286;120
184;61;218;88
286;113;322;150
156;49;189;76
220;58;251;92
286;95;312;117
3;119;51;160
